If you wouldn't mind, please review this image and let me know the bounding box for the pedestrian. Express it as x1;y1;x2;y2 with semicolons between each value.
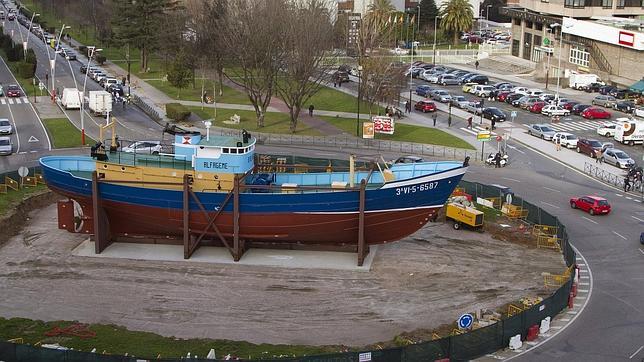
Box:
405;101;411;113
624;175;631;192
467;116;473;129
122;97;126;110
432;113;437;127
491;118;496;130
555;137;561;151
475;60;479;70
332;77;337;88
122;77;127;86
494;152;501;168
448;115;452;127
595;149;602;163
308;104;314;117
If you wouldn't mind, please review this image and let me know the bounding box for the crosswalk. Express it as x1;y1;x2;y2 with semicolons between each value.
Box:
0;97;31;105
520;120;606;133
460;125;498;136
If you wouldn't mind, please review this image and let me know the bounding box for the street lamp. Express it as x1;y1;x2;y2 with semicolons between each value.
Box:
356;65;363;137
408;5;420;107
80;46;103;145
486;5;492;26
550;23;564;100
51;24;71;101
23;12;40;58
432;15;442;65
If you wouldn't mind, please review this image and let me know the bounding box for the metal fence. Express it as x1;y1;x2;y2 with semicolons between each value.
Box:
131;93;164;122
583;162;644;194
0;181;575;362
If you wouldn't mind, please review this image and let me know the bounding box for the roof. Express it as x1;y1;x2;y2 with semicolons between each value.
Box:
584;195;607;201
630;80;644;93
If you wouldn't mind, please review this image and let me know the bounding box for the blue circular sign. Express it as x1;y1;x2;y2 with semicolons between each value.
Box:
458;314;474;329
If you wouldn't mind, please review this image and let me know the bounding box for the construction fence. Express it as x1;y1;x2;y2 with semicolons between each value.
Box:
0;182;575;362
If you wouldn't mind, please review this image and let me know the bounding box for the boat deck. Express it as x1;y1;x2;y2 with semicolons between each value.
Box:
101;151;192;171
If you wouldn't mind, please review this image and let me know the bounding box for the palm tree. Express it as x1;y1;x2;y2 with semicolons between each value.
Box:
366;0;395;24
439;0;473;45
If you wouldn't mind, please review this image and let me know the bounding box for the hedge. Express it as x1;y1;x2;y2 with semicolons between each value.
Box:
17;61;36;78
166;103;191;122
95;55;106;65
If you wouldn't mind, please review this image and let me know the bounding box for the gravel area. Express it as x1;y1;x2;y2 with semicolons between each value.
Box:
0;204;565;346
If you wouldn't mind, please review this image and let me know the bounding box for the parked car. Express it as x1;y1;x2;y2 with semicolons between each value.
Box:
562;101;579;110
5;84;21;97
0;118;12;135
576;138;603;157
494;82;513;89
462;82;478;93
438;74;460;86
107;84;125;97
599;85;616;95
552;132;578;148
541;105;571;117
526;89;544;97
505;93;523;104
426;73;443;84
529;101;546;113
572;104;592;115
481;107;506;122
450;96;471;108
122;141;162;155
496;91;512;102
581;107;611;120
101;77;119;89
583;82;602;93
333;71;349;83
0;136;12;155
602;148;635;169
592;95;617;108
596;122;617;137
511;86;529;95
528;124;556;140
463;101;483;115
635;107;644;118
570;196;611;216
613;89;640;100
468;75;489;85
414;100;436;112
613;101;635;113
474;85;496;98
415;85;433;97
431;89;452;103
523;98;543;110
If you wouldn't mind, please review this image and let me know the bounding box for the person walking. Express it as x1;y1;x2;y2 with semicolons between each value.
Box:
467;116;473;129
595;149;603;163
308;104;314;117
405;101;411;113
448;115;452;127
432;113;437;127
475;60;479;70
491;118;496;130
494;152;501;168
555;137;561;151
624;175;631;192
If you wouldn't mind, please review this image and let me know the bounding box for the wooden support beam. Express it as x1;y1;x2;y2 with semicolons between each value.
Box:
357;179;367;266
92;171;110;253
183;174;191;259
233;175;242;261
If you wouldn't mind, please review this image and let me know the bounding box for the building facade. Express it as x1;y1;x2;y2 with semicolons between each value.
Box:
501;1;644;87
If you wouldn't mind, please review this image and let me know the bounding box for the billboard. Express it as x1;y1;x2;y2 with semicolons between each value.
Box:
372;116;395;135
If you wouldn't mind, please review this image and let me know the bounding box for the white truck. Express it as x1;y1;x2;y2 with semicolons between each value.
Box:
88;90;113;117
59;88;83;110
613;117;644;146
568;73;603;90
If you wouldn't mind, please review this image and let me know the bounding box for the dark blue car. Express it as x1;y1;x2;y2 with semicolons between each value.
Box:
416;85;433;97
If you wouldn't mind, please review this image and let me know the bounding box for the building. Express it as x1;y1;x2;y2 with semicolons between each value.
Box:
337;0;420;14
501;2;644;87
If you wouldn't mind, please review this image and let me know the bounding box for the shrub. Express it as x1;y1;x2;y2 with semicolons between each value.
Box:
17;61;35;79
95;55;106;65
165;103;191;122
25;49;36;65
78;45;87;57
7;44;23;62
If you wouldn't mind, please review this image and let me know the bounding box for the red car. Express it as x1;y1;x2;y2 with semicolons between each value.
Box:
414;100;436;113
529;101;546;113
570;195;611;215
581;107;611;119
5;85;21;97
562;101;579;110
496;91;512;102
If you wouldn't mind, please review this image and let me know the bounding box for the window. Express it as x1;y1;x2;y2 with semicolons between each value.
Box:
565;0;585;7
602;0;613;7
569;46;589;67
514;18;521;26
526;20;533;28
616;0;625;7
535;23;543;31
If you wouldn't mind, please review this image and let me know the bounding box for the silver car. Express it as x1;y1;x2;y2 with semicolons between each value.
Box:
602;148;634;169
464;101;483;115
0;119;12;135
0;136;12;155
450;96;471;108
592;95;617;108
431;89;451;103
438;74;461;86
528;124;557;140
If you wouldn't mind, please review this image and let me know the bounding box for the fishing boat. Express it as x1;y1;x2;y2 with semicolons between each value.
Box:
40;127;467;259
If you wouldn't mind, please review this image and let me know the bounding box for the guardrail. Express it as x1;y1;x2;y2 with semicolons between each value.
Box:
130;94;163;122
583;162;643;194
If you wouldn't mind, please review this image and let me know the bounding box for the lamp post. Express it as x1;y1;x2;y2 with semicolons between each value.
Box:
23;12;40;58
545;28;553;89
356;65;363;138
126;44;131;98
432;15;441;65
80;46;103;145
37;26;53;93
51;24;71;101
549;23;564;100
485;5;492;27
409;5;420;107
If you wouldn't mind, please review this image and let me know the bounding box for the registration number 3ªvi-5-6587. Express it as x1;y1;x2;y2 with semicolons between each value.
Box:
395;182;438;196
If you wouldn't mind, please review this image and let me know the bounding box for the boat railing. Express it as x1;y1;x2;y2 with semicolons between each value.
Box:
103;150;190;171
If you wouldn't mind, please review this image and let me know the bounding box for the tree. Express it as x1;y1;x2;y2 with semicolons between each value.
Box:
439;0;473;45
111;0;181;73
418;0;439;33
188;0;227;98
167;53;193;98
274;0;336;132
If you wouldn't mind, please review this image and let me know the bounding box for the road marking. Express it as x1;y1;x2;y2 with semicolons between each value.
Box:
460;127;477;136
612;231;627;240
542;186;561;193
0;99;5;105
501;177;521;183
629;345;643;359
14;97;20;104
566;311;577;314
18;151;27;154
7;98;13;104
507;145;526;154
21;97;29;103
540;201;560;209
28;136;39;143
578;289;589;292
581;216;598;225
632;216;644;223
639;249;644;256
579;282;589;285
625;196;633;200
560;318;570;322
615;193;623;197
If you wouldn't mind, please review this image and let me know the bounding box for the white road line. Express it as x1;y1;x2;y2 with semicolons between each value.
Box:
460;127;478;136
29;150;38;153
7;98;13;104
0;99;5;105
632;216;644;222
581;216;598;225
615;193;623;197
625;196;633;200
540;201;560;209
629;345;643;359
542;186;561;193
579;282;589;285
506;145;526;154
501;177;521;183
639;249;644;256
578;289;589;292
13;98;20;104
559;318;571;322
612;231;627;240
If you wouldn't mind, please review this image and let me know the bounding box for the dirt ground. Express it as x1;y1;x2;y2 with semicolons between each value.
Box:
0;204;565;346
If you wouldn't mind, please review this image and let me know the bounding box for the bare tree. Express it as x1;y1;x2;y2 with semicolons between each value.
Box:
275;0;336;132
218;0;287;127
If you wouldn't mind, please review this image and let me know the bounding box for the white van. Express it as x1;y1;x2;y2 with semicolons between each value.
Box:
613;118;644;146
59;88;83;110
526;89;543;96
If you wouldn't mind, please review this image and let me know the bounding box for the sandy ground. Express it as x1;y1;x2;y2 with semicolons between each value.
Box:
0;204;565;346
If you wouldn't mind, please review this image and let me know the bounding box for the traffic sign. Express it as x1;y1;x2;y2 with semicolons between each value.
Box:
458;314;474;329
496;135;502;142
477;130;491;142
510;111;517;118
18;166;29;178
38;82;44;91
543;38;551;46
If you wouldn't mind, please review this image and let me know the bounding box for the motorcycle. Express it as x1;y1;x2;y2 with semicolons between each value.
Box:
486;153;508;167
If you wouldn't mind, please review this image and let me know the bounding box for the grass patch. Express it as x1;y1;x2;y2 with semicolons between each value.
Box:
188;107;324;136
320;116;474;149
0;185;46;217
306;86;383;114
0;50;35;96
475;204;503;222
42;118;95;148
147;79;251;105
0;317;340;359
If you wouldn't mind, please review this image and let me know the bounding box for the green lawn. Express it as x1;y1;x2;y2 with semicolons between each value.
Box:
42;118;95;148
0;317;339;360
0;50;35;96
189;107;324;136
320;116;475;149
306;86;384;114
0;185;46;217
148;79;251;105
